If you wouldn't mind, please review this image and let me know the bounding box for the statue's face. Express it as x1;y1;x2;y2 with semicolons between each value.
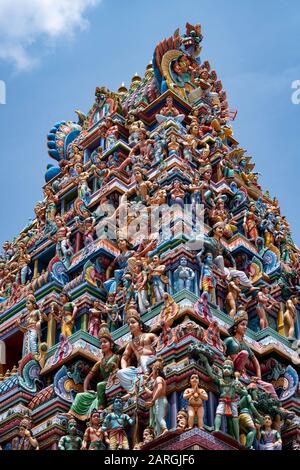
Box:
55;217;62;227
127;317;140;334
214;226;224;237
166;96;173;106
26;299;34;310
236;320;248;335
153;255;159;264
91;413;100;427
19;426;27;437
3;241;10;250
223;363;233;377
190;374;199;386
264;415;272;427
206;254;213;264
119;239;127;250
180;257;187;266
113;398;123;412
59;293;68;304
100;337;112;353
143;429;153;441
68;422;77;435
204;170;212;180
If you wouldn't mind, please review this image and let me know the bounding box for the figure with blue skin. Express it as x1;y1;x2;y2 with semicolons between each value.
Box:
102;397;134;450
174;256;195;293
104;239;135;294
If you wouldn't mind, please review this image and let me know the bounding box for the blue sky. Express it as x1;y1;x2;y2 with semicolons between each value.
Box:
0;0;300;246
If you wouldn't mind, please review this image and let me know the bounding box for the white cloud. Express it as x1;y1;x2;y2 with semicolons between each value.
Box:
0;0;101;70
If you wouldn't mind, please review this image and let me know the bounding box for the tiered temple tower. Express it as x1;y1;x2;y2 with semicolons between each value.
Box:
0;23;299;451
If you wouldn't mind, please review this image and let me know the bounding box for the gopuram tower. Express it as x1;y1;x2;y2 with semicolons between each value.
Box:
0;23;299;451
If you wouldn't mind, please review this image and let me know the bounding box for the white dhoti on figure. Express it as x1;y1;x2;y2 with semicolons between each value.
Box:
117;355;155;392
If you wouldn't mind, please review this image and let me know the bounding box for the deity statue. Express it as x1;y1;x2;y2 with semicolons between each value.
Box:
132;260;150;314
16;242;31;285
144;359;169;437
51;292;78;340
238;383;263;449
74;163;91;208
256;285;279;330
58;418;82;450
81;411;108;450
197;252;216;302
141;427;155;445
224;310;277;397
257;415;282;450
155;95;185;124
167;134;181;158
125;111;146;146
118;129;151;172
225;276;243;318
209;196;237;239
43;185;58;233
164;179;188;207
104;238;135;294
148;132;167;165
160;293;179;327
243;202;260;242
16;294;44;358
88;299;104;338
200;222;258;292
173;256;195;292
12;416;39;450
283;296;299;340
70;327;119;419
101;396;134;450
182;373;208;430
116;309;158;394
49;216;73;269
148;254;168;304
75;216;96;246
176;409;188;432
201;356;242;441
100;116;119;150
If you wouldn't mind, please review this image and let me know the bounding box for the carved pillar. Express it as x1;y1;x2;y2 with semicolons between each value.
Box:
81;314;88;332
75;232;81;253
47;313;56;348
278;302;285;336
170;391;178;429
33;259;39;279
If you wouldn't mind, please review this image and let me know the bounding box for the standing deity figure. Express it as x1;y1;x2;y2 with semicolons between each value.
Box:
101;117;119;150
16;242;31;285
243;202;260;242
257;415;282;451
201;356;242;441
49;216;73;269
197;164;216;207
125;111;146;146
52;292;78;340
155;95;185;123
70;327;119;419
144;360;169;437
183;373;208;430
88;299;104;337
58;418;82;450
148;254;168;303
256;285;279;330
116;310;158;394
75;216;96;246
101;397;134;450
225;276;242;318
104;238;135;294
81;411;108;450
2;241;15;261
173;256;195;293
12;416;39;450
74;163;91;208
238;383;263;449
283;296;299;340
167;134;181;158
224;310;277;397
148;132;167;165
132;260;150;314
16;295;44;358
118;129;151;172
91;159;111;191
43;185;58;233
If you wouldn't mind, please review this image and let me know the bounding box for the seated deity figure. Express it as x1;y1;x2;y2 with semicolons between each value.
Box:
199;222;258;292
257;415;282;451
155;95;185;124
173;256;195;293
116;308;158;394
69;326;119;419
224;310;277;398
